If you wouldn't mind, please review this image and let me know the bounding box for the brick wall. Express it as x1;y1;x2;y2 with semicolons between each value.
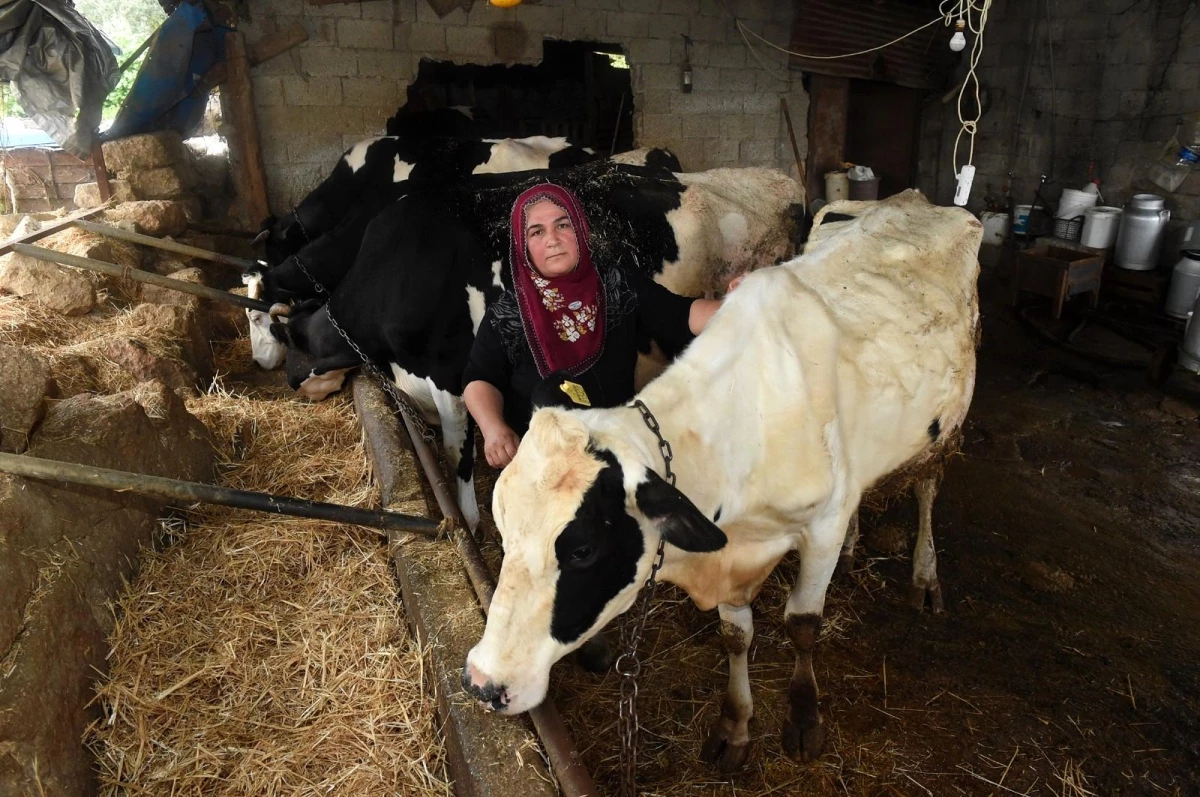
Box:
240;0;807;214
917;0;1200;221
0;148;96;214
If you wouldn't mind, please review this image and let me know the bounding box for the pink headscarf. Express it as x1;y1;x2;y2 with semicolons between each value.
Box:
510;183;606;378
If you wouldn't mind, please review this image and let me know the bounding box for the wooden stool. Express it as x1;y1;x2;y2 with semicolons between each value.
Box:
1011;245;1103;319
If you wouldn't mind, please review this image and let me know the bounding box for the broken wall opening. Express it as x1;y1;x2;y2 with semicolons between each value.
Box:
402;39;634;154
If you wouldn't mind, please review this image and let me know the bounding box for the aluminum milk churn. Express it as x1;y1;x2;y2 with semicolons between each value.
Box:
1114;194;1171;271
1166;249;1200;319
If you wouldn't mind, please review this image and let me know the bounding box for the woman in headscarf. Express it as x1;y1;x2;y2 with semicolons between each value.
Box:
463;183;729;469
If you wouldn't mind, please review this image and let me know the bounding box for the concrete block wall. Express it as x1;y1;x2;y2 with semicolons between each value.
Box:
917;0;1200;221
241;0;808;214
0;148;96;214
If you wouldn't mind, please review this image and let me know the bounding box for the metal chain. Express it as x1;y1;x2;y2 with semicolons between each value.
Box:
616;399;674;797
291;207;311;245
286;252;436;445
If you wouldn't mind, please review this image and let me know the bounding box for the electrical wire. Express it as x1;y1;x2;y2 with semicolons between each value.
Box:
735;15;946;61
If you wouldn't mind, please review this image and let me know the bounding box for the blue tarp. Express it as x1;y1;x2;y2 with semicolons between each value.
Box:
104;0;229;141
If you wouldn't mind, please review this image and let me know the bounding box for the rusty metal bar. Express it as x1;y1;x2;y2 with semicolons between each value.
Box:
0;205;107;257
781;97;808;188
390;394;598;797
0;452;441;535
11;244;272;312
73;219;258;271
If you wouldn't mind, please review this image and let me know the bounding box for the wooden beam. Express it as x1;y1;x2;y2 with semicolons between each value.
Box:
90;140;112;203
0;205;108;258
224;30;272;228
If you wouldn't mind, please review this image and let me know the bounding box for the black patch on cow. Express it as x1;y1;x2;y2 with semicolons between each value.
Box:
643;148;682;172
550;449;645;645
928;418;941;442
713;506;722;523
635;470;727;553
822;212;856;224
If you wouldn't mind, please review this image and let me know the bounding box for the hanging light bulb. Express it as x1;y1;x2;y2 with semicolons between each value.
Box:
949;19;967;52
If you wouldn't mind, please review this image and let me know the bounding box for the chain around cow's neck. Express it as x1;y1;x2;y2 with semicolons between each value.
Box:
616;399;672;797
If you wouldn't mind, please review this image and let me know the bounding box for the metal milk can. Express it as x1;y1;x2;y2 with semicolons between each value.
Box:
1166;249;1200;319
1114;194;1171;271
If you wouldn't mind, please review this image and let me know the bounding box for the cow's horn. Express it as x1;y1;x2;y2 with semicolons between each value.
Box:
268;302;291;319
252;229;270;245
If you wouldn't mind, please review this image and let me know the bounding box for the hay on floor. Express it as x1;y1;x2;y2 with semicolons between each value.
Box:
86;385;451;795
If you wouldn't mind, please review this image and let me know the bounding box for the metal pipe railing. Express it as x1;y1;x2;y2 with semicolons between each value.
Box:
73;219;259;271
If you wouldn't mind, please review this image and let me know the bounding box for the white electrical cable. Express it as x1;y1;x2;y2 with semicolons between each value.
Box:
950;0;992;174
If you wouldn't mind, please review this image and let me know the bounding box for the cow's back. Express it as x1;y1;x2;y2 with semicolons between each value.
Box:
789;190;981;488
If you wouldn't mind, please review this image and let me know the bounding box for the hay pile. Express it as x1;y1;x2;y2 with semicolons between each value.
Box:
86;382;451;795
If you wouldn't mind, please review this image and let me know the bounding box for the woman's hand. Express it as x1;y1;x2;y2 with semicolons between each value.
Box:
483;423;521;468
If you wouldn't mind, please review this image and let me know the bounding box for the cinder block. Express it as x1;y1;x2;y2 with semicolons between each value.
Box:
258;104;366;136
306;0;361;18
358;50;412;80
668;0;701;13
719;115;755;140
337;19;393;50
282;76;344;106
342;77;406;108
669;90;708;114
639;89;674;113
606;11;650;38
362;0;396;20
720;67;756;92
641;64;681;90
300;49;358;77
303;18;340;48
253;75;285;106
628;38;672;65
493;22;538;63
2;149;51;168
739;138;778;166
645;12;689;39
579;0;620;10
690;15;729;41
260;134;290;166
286;134;348;166
446;26;495;57
517;4;564;34
708;43;747;68
621;0;659;10
711;137;740;166
562;9;607;39
409;23;447;53
742;91;777;114
708;92;745;115
640;113;682;143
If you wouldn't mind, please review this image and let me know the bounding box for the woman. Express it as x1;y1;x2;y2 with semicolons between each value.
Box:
464;183;727;468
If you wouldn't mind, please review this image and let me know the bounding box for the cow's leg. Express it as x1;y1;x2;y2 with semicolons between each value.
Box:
782;509;850;763
428;383;480;532
834;510;860;578
700;603;754;773
910;477;944;613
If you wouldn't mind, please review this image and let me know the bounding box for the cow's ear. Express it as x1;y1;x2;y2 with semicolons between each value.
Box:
634;470;727;553
532;372;592;411
269;321;292;345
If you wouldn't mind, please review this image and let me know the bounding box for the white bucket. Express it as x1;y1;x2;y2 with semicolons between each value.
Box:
1080;206;1122;249
1014;204;1036;235
980;211;1008;245
1057;188;1098;220
824;171;849;202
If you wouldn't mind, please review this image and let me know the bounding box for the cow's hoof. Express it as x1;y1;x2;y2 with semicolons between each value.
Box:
834;552;855;579
909;582;945;614
782;717;826;762
573;634;615;674
700;727;751;773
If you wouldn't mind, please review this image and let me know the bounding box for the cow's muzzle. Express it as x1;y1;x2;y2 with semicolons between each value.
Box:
461;662;510;712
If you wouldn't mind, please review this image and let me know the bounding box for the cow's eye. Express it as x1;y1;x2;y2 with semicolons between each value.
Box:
567;545;596;566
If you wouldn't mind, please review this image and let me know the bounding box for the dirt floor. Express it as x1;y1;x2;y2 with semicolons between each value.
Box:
474;268;1200;797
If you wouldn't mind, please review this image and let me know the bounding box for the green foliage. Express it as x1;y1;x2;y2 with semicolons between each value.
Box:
76;0;166;120
0;84;25;119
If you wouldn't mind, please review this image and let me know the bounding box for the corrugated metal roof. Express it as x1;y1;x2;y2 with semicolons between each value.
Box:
789;0;960;90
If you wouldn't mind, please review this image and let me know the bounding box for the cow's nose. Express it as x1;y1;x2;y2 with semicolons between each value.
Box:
461;662;509;711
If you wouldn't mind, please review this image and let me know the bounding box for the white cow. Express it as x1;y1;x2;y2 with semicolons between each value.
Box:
462;190;981;771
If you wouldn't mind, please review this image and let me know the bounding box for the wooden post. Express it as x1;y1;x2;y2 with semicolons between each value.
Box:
780;97;807;188
223;31;272;229
91;140;111;203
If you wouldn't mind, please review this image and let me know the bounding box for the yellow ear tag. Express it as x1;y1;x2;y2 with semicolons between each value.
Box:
559;381;591;407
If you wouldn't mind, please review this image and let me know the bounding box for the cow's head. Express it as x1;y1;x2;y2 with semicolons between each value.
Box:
243;269;288;370
462;407;726;714
259;211;309;265
269;300;357;400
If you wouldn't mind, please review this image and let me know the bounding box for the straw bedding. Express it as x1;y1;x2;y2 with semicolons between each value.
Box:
2;286;450;794
84;379;452;795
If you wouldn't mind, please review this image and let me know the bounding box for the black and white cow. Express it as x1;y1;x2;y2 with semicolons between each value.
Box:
258;135;602;265
461;191;982;769
268;160;806;530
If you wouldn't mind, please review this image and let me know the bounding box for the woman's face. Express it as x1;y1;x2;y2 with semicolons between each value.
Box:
525;199;580;278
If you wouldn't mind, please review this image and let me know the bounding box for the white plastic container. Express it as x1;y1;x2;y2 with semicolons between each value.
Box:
1013;204;1039;235
1080;206;1122;249
980;211;1008;245
1057;187;1099;220
824;171;849;202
